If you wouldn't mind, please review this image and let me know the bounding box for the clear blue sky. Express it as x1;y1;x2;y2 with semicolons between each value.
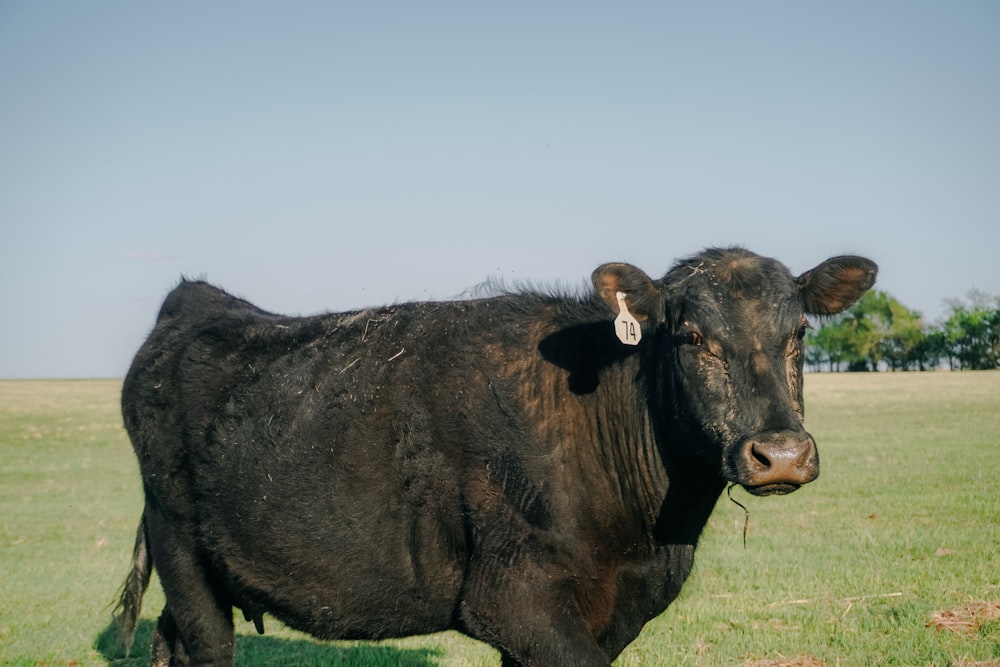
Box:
2;2;998;378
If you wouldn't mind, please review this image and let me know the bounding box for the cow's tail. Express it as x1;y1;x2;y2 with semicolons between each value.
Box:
113;513;153;655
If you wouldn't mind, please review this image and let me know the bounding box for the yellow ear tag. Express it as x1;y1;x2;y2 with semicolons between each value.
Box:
615;291;641;346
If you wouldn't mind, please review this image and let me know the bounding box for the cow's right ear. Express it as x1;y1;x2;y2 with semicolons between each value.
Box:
591;263;663;323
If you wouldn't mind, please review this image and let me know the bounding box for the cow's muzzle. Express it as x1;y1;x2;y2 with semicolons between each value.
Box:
738;431;819;496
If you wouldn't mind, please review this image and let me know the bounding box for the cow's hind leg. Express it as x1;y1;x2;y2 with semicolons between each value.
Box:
149;605;182;667
144;505;234;666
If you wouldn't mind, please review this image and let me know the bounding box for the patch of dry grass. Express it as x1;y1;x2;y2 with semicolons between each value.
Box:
949;659;1000;667
928;601;1000;636
741;655;827;667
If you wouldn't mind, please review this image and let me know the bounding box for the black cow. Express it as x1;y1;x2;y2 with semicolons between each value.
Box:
114;247;876;666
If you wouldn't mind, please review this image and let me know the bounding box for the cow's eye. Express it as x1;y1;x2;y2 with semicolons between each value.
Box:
796;323;810;342
674;331;704;347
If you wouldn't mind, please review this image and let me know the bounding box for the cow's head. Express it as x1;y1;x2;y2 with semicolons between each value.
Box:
593;247;877;496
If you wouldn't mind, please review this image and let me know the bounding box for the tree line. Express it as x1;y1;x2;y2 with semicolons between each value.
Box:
806;289;1000;371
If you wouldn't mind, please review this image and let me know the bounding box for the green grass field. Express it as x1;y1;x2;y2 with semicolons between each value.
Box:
1;373;998;666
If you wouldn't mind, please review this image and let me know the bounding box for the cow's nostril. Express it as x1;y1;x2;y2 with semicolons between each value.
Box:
750;443;772;469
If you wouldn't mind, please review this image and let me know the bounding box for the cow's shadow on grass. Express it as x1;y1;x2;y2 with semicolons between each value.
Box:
95;619;441;666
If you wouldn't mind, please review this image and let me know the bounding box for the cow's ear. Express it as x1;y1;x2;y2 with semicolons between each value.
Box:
591;263;663;322
797;256;878;315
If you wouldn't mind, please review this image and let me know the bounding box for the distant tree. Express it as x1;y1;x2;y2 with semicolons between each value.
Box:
807;289;1000;372
806;292;884;371
806;314;853;371
910;328;947;371
844;291;896;371
807;291;928;371
880;298;926;371
940;290;1000;370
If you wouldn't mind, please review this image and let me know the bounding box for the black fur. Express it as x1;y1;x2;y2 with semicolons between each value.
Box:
115;247;875;666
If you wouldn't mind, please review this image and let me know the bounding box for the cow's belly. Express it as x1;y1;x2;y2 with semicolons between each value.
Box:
201;482;465;638
193;409;468;639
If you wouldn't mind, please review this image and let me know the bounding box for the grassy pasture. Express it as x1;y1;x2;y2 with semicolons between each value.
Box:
0;373;997;666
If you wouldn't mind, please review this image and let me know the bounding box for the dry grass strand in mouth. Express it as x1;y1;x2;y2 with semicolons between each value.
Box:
727;483;750;548
927;600;1000;635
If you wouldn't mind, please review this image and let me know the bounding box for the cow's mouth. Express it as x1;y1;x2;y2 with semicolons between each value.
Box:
742;482;801;497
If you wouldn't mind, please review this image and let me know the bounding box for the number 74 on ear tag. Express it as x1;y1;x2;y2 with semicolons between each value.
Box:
615;292;641;346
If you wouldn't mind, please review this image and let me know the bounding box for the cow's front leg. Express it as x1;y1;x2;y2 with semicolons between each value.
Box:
460;544;612;667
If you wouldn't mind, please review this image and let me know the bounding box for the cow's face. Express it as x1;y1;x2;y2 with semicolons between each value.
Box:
593;248;877;496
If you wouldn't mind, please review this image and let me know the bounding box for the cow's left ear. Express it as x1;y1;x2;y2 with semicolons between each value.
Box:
591;263;663;322
797;255;878;315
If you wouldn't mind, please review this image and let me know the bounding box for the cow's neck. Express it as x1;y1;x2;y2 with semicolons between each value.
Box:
583;345;728;552
642;339;730;547
583;356;674;543
653;462;727;546
588;355;726;611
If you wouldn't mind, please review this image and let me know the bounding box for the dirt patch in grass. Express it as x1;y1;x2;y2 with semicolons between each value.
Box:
927;601;1000;636
740;656;827;667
